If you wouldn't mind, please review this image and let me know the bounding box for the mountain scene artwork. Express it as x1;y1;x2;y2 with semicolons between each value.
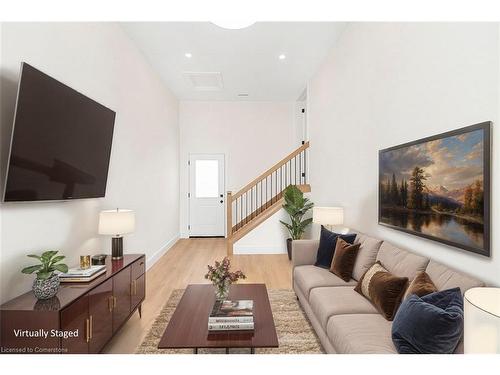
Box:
379;123;490;256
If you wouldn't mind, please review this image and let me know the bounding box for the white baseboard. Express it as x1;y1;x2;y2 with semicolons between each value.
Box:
233;245;287;255
146;234;180;270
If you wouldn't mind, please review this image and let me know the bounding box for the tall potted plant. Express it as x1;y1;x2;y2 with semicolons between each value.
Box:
280;185;314;260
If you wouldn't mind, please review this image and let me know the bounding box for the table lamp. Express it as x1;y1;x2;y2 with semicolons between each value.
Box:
98;209;135;260
464;287;500;353
312;206;348;233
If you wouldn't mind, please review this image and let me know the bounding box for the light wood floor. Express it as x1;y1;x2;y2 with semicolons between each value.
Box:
102;238;292;353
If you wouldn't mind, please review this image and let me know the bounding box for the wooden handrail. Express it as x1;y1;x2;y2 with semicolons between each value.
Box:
229;141;310;202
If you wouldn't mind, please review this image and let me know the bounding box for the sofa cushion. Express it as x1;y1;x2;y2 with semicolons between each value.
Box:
403;271;438;299
425;260;484;295
392;288;464;354
352;233;383;281
376;242;429;280
315;226;357;269
309;287;379;329
327;314;397;354
330;238;361;282
294;265;357;299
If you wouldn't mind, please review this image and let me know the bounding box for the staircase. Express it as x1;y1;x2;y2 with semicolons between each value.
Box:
226;141;311;255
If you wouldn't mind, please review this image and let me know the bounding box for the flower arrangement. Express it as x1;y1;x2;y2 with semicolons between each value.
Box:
205;257;246;300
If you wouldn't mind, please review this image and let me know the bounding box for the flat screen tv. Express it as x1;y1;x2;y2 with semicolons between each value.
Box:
378;122;491;257
3;63;115;202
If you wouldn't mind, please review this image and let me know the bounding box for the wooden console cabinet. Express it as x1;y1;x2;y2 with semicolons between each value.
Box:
0;254;145;354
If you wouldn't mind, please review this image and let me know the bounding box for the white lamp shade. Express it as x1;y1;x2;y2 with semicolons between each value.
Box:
464;287;500;353
313;207;344;226
98;209;135;236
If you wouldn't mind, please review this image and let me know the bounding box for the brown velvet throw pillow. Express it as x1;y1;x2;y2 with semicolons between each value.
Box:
330;238;361;281
403;271;438;300
354;261;409;321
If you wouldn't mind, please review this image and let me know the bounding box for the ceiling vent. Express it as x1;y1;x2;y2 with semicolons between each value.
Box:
183;72;224;91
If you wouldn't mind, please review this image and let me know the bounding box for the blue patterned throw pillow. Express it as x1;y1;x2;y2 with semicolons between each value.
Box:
391;287;464;354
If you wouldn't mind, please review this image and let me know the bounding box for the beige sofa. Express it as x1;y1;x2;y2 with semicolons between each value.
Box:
292;231;484;354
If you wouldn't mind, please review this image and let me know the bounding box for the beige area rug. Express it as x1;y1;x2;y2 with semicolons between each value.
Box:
136;289;324;354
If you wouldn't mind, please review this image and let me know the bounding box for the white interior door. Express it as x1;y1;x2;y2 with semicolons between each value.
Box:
188;154;225;237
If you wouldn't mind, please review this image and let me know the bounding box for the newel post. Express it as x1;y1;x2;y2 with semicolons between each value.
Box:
226;191;233;238
226;191;233;256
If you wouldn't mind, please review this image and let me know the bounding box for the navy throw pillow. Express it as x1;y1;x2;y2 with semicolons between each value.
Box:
314;226;356;269
391;287;464;354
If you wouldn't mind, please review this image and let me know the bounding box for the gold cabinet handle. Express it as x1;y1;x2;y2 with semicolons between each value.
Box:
134;280;137;296
108;296;113;312
89;315;93;340
85;318;90;343
113;296;117;308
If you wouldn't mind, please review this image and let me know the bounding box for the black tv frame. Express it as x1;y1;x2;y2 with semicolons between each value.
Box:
3;62;116;203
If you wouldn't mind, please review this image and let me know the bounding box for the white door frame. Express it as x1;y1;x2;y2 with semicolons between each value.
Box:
188;153;226;237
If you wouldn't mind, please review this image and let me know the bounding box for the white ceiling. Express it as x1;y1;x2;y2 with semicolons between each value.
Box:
121;22;346;101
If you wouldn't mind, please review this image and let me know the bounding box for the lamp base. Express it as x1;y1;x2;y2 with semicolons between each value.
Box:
111;236;123;260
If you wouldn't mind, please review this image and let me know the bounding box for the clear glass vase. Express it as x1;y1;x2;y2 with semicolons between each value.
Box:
214;281;230;301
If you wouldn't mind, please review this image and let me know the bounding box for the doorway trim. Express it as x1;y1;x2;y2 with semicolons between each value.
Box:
187;153;226;237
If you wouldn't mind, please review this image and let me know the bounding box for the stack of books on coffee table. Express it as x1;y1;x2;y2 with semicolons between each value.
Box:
208;300;254;331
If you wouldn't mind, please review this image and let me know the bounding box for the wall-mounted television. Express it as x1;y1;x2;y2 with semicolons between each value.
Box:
3;63;115;202
378;122;491;257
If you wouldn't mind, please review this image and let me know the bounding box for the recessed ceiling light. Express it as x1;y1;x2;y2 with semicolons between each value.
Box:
211;21;255;30
185;52;192;58
279;54;286;60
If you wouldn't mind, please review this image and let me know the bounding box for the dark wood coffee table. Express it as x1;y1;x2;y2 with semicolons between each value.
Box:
158;283;278;353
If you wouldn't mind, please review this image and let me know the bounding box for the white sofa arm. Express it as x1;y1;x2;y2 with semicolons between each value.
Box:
292;240;319;268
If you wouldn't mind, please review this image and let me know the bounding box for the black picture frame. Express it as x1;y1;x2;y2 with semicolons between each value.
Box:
378;122;491;257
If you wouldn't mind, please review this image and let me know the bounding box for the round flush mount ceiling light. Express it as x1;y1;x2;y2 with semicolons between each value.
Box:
278;54;286;60
185;52;192;58
211;21;255;30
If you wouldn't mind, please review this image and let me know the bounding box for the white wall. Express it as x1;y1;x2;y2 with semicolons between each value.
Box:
293;99;307;145
233;210;291;254
179;101;297;253
309;23;500;285
0;23;180;303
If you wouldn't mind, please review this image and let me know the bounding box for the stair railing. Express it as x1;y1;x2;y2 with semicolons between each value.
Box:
226;141;310;239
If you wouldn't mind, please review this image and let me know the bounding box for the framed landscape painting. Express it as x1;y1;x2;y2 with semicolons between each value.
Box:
378;122;491;257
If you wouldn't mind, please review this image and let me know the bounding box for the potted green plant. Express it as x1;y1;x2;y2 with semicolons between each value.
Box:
21;250;68;300
280;185;314;260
